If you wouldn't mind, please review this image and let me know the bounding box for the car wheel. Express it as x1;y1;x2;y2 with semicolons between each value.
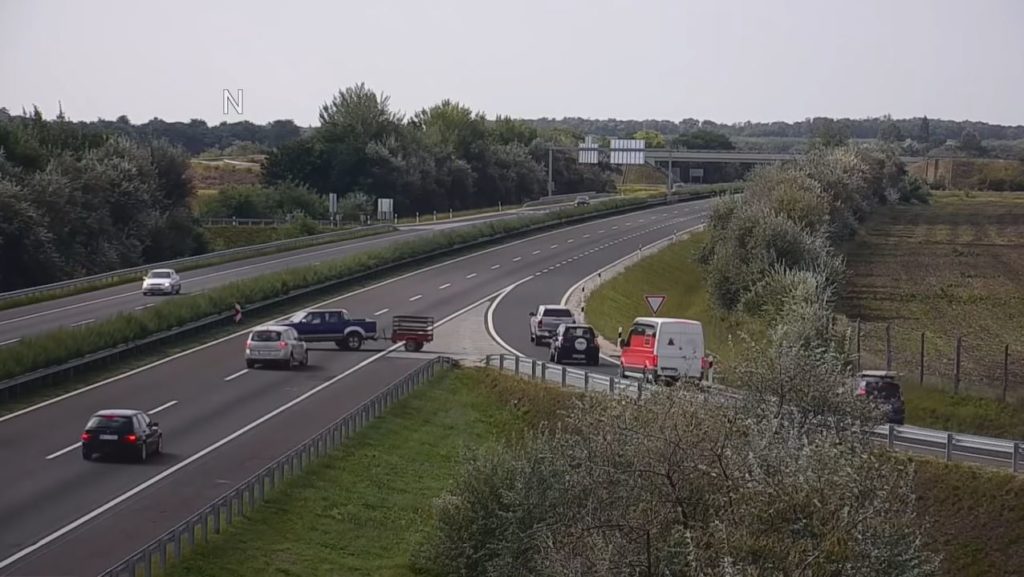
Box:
139;442;148;463
246;359;255;369
345;333;363;351
155;436;163;454
82;448;92;461
286;353;295;370
302;350;309;366
529;333;535;343
174;285;181;295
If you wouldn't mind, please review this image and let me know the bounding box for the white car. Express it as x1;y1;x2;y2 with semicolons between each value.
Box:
245;325;309;369
141;268;181;296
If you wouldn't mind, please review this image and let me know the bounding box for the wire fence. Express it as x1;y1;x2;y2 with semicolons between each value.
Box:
96;356;454;577
849;319;1023;402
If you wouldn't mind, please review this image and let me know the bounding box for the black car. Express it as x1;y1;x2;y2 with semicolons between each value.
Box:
856;371;906;425
549;323;600;366
81;409;163;462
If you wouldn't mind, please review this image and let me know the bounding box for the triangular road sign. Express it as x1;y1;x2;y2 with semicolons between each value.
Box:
644;294;666;315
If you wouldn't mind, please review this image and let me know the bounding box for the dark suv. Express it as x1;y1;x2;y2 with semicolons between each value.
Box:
549;323;600;366
856;371;905;425
81;409;163;462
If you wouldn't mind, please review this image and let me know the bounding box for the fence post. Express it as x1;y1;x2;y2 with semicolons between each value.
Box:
954;335;962;395
885;323;893;371
855;319;861;372
1003;344;1010;402
919;332;925;386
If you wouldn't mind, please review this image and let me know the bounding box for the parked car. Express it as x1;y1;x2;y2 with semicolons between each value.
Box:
529;305;576;345
618;317;707;384
141;268;181;296
245;325;309;369
550;323;600;365
280;308;378;351
81;409;163;462
574;195;590;207
856;370;906;425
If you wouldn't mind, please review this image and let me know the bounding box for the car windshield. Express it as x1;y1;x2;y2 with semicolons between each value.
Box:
86;415;134;432
148;271;171;279
543;308;573;318
566;326;594;338
250;330;282;342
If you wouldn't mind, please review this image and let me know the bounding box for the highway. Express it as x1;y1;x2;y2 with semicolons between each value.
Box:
0;209;543;346
0;198;713;577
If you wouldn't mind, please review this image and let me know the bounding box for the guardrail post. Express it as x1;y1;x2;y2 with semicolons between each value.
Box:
531;359;537;379
887;424;895;449
144;548;154;577
637;377;643;400
561;366;567;387
540;361;547;381
584;371;589;391
945;433;954;462
1012;442;1021;473
158;538;167;572
515;356;520;376
213;503;222;535
449;209;453;220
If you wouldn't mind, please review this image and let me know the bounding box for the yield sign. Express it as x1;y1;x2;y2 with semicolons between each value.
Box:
644;294;666;315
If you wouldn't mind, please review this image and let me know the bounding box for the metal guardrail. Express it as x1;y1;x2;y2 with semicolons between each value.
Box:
0;195;711;400
0;225;396;303
484;354;1024;474
96;355;454;577
200;217;349;227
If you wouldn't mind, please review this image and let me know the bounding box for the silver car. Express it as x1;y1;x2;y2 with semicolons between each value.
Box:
245;325;309;369
141;268;181;296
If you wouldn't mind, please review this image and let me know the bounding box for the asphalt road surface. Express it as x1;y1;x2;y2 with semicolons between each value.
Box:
0;198;714;577
0;209;544;346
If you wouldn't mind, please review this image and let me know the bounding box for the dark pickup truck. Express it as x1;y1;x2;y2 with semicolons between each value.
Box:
280;308;378;351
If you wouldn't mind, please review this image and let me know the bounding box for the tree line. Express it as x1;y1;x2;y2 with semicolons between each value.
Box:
259;84;616;216
0;109;205;291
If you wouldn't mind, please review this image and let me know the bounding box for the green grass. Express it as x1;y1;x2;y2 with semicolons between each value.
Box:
0;226;395;314
912;458;1024;577
585;230;758;363
0;197;651;386
900;384;1024;439
163;367;575;577
395;204;517;225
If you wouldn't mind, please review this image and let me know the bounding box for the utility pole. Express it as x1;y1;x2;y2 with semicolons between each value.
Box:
547;147;554;196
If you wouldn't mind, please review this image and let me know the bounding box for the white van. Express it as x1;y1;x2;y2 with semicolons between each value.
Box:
618;317;706;383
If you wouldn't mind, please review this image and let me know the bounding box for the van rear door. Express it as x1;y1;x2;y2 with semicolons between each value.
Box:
656;322;704;379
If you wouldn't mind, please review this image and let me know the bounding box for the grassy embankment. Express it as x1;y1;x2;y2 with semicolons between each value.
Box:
585;219;1024;438
159;367;1024;577
163;368;573;577
837;190;1024;436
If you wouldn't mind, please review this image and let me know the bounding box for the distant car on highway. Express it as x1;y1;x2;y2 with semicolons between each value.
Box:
81;409;163;462
245;325;309;369
141;268;181;296
574;195;590;207
280;308;378;351
529;305;576;345
856;370;906;425
549;323;600;365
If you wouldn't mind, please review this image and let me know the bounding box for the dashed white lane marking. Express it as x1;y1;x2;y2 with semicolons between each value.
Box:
532;250;541;255
465;273;477;279
134;303;155;311
224;369;248;382
438;283;451;290
513;257;522;262
46;400;179;460
70;319;95;327
550;244;558;249
567;239;574;243
374;308;390;315
490;264;501;269
0;338;21;347
409;294;423;302
583;234;590;238
598;230;605;233
612;226;619;229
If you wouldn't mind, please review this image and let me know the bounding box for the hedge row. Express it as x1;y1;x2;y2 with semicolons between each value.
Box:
0;197;650;384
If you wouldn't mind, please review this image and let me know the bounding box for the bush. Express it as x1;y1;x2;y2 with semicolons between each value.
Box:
194;181;328;220
0;197;649;383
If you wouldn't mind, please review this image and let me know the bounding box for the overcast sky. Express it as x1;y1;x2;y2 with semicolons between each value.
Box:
2;0;1022;127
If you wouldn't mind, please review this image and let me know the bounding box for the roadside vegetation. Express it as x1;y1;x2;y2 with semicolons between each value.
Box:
0;197;648;385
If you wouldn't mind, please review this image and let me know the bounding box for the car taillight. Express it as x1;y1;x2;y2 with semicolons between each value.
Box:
651;354;658;367
278;341;288;349
81;432;92;442
122;434;138;444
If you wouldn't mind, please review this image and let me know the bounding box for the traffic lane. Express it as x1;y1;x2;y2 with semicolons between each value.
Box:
0;208;540;343
489;212;707;371
2;356;425;577
0;338;387;559
0;202;709;568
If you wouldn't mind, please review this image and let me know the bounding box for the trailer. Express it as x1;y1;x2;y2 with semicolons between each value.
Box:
390;315;434;352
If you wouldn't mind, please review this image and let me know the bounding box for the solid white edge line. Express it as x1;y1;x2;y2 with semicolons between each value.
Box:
0;199;712;425
0;274;537;571
0;338;21;347
224;369;248;382
69;319;95;327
